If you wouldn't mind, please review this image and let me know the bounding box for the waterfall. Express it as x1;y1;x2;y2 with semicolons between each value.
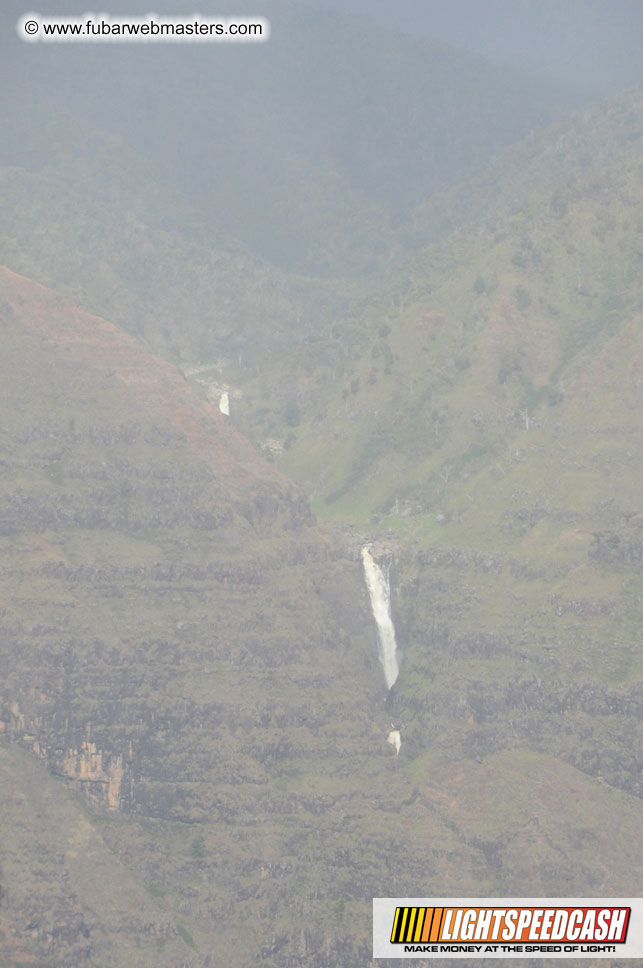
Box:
219;390;230;416
361;546;400;690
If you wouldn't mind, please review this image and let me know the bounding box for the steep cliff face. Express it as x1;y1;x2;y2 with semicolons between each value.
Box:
259;91;643;830
1;268;642;968
0;265;384;808
0;268;389;965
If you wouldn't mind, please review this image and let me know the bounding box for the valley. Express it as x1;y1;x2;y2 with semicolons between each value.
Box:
0;2;642;965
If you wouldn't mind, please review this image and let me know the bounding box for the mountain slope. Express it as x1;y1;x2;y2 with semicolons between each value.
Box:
256;88;643;817
1;15;642;963
2;268;642;967
271;87;643;518
0;266;385;964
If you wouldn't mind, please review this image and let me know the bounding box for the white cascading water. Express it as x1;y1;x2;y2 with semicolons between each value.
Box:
361;546;400;691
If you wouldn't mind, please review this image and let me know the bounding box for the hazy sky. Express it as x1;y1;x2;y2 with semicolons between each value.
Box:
306;0;643;94
4;0;643;96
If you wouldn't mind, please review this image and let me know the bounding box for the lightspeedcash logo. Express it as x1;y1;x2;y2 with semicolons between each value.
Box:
373;898;643;959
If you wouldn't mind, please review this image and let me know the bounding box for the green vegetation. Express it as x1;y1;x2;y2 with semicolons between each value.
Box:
0;27;642;968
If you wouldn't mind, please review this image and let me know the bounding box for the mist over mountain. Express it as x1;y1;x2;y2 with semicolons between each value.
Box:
309;0;643;95
1;0;642;965
1;0;584;274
